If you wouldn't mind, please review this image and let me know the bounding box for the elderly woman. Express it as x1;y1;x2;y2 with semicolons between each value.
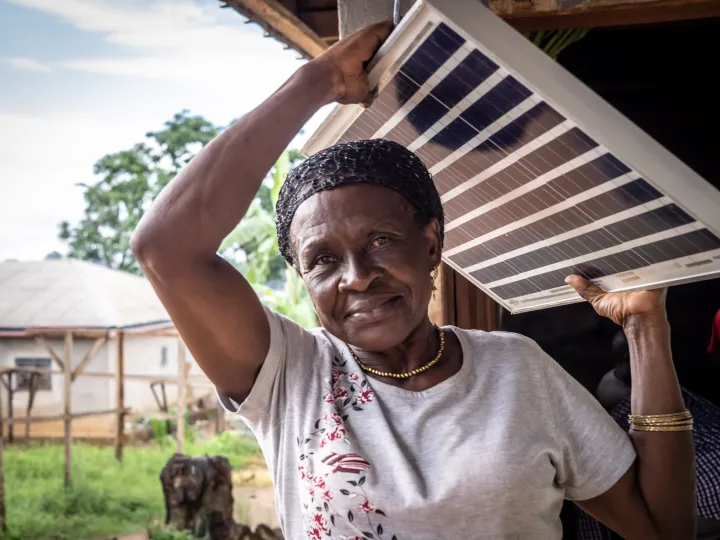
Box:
132;22;695;540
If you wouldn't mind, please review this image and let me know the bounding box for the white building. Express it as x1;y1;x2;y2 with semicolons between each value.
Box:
0;259;211;440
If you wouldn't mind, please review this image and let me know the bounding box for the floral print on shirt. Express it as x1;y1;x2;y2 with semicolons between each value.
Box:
296;356;398;540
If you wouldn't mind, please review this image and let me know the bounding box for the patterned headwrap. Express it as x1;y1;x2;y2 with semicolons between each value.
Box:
275;139;444;265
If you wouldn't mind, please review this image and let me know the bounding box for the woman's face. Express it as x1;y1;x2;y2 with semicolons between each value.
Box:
290;184;441;351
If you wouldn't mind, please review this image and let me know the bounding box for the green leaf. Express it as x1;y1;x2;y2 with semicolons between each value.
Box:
270;150;290;207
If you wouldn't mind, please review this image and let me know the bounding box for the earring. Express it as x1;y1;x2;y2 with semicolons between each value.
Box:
431;267;439;300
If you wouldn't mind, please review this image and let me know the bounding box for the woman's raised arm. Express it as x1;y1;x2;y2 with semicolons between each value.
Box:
131;22;392;403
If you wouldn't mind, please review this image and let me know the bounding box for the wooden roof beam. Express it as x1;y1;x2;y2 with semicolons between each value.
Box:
298;9;339;42
222;0;330;59
492;0;720;31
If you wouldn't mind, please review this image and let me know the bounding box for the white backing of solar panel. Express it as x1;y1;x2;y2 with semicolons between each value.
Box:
303;0;720;313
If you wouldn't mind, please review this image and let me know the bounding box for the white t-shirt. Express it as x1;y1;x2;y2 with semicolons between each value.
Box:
219;308;636;540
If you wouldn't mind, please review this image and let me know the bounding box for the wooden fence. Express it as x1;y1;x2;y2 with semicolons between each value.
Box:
0;328;214;532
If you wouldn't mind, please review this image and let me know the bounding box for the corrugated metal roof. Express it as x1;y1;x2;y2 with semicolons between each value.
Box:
0;259;170;330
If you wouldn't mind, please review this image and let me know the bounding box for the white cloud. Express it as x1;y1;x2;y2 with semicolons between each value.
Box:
9;0;304;99
1;0;331;262
0;111;153;260
5;57;53;72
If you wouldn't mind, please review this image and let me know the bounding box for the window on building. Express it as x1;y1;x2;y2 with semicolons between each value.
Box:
161;346;169;367
14;357;52;391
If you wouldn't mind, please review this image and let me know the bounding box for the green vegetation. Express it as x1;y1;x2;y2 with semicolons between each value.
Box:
58;110;317;327
147;521;196;540
525;28;590;60
59;111;220;276
220;148;317;327
0;433;261;540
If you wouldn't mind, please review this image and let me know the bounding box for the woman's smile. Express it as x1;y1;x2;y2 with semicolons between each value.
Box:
345;293;403;323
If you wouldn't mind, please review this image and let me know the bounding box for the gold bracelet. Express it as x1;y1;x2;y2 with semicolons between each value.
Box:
630;417;693;425
629;423;693;429
632;419;693;427
630;423;694;432
628;410;693;432
628;410;692;424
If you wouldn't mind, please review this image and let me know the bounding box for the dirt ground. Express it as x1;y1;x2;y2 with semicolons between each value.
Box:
232;465;279;529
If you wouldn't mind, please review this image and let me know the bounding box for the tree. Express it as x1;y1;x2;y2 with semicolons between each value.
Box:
59;110;317;326
59;110;219;274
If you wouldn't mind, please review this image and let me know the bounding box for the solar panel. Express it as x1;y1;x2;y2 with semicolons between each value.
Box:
302;0;720;313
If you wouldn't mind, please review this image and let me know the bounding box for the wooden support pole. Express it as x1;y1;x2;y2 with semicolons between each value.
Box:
428;263;455;327
35;336;64;371
493;0;720;32
71;337;107;382
176;337;186;454
6;374;13;445
63;331;73;489
0;378;3;440
0;377;6;533
216;399;226;435
115;332;125;462
2;408;129;425
0;366;210;385
25;373;39;448
160;383;171;436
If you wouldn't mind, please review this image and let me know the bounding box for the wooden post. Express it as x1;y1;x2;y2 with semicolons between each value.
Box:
453;271;500;332
63;331;73;489
428;263;455;327
71;337;107;382
216;399;226;435
160;383;171;438
24;373;39;448
176;337;186;454
0;373;6;533
36;336;65;371
0;377;4;440
115;331;125;462
5;374;13;445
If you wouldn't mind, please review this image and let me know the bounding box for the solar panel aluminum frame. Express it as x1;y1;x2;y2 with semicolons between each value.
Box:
302;0;720;313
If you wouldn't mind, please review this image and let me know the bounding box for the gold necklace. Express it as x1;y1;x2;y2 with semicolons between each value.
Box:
347;324;445;379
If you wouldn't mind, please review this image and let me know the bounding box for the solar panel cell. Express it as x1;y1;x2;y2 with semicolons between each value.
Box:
442;129;600;221
433;103;567;195
471;205;697;284
385;50;500;146
491;229;720;300
401;23;465;86
448;179;664;268
340;24;465;143
432;50;499;105
444;154;638;249
415;77;533;167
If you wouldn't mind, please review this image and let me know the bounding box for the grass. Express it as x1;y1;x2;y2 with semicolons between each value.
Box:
146;521;196;540
0;432;261;540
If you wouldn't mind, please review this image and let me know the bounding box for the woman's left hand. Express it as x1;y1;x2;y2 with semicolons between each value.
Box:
565;274;667;327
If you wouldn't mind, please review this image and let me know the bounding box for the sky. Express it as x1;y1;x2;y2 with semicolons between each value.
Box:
0;0;331;261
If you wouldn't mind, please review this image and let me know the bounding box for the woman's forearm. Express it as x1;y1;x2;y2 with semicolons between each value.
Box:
132;61;333;262
626;313;696;538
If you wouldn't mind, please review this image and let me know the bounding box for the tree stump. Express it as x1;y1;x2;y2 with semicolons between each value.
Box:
159;453;283;540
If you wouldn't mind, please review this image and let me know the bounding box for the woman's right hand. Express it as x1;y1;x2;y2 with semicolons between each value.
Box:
309;21;393;106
